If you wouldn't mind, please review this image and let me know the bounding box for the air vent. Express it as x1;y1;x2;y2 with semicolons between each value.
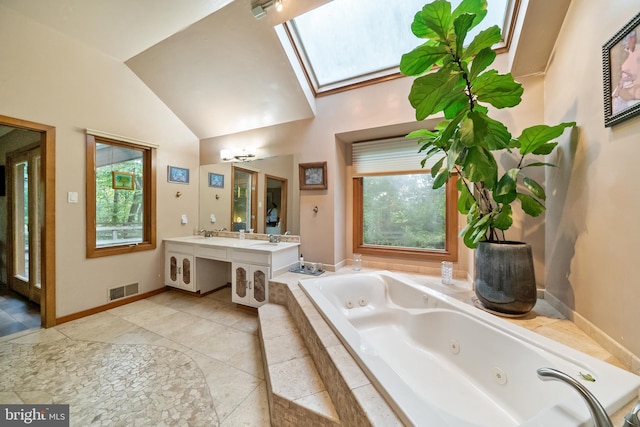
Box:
108;282;139;302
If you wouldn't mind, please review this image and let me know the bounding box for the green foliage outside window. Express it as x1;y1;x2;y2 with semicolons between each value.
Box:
95;146;144;247
363;174;446;249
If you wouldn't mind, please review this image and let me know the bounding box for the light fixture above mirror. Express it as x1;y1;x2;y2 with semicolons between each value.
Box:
220;146;257;162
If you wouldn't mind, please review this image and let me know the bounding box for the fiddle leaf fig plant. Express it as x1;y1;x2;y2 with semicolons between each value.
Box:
400;0;575;249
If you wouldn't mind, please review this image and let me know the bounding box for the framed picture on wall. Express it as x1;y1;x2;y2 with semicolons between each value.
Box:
167;166;189;184
603;12;640;127
112;171;135;190
208;172;224;188
299;161;327;190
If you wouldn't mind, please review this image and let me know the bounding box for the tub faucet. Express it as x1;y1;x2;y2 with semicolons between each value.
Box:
622;401;640;427
537;367;613;427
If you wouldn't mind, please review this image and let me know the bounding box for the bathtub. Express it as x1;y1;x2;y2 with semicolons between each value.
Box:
299;271;640;427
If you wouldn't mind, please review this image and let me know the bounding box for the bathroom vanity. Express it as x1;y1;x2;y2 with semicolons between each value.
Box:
164;236;299;307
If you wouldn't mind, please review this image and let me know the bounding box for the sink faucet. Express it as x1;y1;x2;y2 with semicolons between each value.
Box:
198;229;214;237
268;234;280;243
537;367;613;427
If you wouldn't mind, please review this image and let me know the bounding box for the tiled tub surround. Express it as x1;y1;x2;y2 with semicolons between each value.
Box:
264;269;640;427
0;287;270;426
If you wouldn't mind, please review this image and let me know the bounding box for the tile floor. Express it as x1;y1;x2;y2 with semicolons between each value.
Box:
0;286;271;426
0;283;41;337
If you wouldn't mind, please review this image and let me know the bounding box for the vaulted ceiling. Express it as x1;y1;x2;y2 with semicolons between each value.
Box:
0;0;571;140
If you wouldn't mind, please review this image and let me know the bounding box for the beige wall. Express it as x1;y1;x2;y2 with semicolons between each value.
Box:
545;0;640;358
201;66;548;278
0;5;200;317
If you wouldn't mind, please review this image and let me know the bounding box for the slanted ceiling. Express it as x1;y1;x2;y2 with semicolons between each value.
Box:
0;0;571;140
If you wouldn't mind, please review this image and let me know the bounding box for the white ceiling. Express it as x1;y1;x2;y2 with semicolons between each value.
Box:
0;0;571;140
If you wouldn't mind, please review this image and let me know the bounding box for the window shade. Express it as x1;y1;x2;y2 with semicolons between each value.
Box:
352;136;442;175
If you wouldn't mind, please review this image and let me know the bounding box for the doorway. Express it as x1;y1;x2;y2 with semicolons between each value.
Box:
7;146;42;304
264;174;287;234
0;115;56;331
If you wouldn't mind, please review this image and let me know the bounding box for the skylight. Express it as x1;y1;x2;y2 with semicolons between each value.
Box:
286;0;513;95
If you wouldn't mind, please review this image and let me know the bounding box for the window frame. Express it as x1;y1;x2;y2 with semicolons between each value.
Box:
86;134;156;258
353;172;458;262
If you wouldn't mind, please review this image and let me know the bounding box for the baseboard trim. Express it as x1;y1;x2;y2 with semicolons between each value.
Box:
55;287;167;325
543;290;640;375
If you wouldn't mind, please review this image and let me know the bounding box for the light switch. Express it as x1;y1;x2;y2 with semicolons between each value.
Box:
210;214;216;223
68;192;78;204
181;214;188;224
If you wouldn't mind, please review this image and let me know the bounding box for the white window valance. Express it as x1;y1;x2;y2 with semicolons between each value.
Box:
352;136;442;175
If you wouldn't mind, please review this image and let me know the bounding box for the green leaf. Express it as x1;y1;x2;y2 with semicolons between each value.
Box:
411;11;438;39
493;205;513;230
521;161;556;168
481;112;512;150
400;44;449;76
494;168;519;204
429;156;445;176
459;113;488;147
433;169;450;189
453;13;476;57
517;193;545;217
407;128;438;139
408;65;462;120
463;25;501;59
532;142;558;155
460;146;498;189
452;0;488;30
457;179;474;213
523;176;545;200
469;47;496;81
474;70;523;109
420;1;452;41
518;122;575;155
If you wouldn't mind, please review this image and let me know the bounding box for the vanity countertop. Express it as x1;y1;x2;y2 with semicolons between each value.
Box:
164;235;300;252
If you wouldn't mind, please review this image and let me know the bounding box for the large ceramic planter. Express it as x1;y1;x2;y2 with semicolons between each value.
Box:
474;241;536;315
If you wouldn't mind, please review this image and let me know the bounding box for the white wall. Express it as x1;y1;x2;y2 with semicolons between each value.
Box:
545;0;640;359
0;5;200;317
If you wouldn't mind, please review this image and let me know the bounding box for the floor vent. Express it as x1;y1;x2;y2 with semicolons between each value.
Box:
109;282;139;302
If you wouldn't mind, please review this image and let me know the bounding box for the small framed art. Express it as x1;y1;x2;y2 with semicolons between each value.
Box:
168;166;189;184
208;172;224;188
112;171;134;190
299;161;327;190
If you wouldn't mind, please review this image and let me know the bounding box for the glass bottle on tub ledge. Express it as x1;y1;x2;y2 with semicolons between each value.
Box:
353;254;362;271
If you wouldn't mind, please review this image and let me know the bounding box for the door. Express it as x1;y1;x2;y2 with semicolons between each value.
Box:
264;175;287;235
8;147;42;304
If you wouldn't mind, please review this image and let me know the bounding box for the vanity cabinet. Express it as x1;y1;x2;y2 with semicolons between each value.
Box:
165;244;195;291
232;263;270;307
164;236;299;305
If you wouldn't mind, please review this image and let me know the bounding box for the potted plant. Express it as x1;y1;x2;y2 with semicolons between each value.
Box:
400;0;575;314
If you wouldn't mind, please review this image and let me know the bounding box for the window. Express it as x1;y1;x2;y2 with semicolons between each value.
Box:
352;138;458;261
86;133;156;258
285;0;513;95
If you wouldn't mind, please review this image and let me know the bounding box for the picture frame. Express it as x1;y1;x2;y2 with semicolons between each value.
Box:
208;172;224;188
603;12;640;127
112;171;135;190
299;161;327;190
167;166;189;184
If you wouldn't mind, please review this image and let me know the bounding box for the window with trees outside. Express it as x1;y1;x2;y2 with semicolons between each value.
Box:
86;133;156;258
352;138;458;261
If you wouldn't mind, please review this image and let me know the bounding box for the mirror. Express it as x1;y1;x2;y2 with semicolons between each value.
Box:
231;166;256;232
199;155;299;235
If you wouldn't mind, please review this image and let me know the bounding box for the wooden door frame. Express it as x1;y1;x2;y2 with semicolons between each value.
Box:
0;115;56;327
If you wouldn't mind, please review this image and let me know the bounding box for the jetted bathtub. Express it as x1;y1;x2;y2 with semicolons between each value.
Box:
299;271;640;427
